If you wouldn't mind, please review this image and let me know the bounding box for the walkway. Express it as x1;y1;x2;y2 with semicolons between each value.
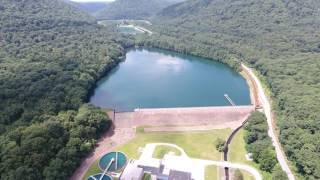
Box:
139;143;262;180
241;64;295;180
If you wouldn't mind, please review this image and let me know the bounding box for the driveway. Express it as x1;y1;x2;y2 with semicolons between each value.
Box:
138;143;262;180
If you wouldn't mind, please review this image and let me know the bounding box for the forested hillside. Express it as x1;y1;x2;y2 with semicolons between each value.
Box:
0;0;132;179
0;0;95;31
1;0;320;179
145;0;320;179
244;112;283;177
65;1;109;15
95;0;185;20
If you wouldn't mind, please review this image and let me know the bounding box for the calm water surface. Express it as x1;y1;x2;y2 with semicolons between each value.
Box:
90;48;250;111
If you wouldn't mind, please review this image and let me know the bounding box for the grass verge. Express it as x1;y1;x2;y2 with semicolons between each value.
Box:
205;165;218;180
228;129;272;180
116;127;230;160
152;145;182;159
84;127;266;180
83;160;100;180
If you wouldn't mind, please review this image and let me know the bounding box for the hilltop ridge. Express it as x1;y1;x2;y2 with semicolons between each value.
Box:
95;0;185;20
0;0;95;31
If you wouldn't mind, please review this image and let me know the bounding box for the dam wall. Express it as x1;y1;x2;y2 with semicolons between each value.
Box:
114;105;255;130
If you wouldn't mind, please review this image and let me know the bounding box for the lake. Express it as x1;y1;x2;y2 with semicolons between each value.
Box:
90;48;250;111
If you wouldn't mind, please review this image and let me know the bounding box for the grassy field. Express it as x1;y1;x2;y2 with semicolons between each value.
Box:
83;160;100;179
229;129;272;180
142;173;152;180
205;165;218;180
84;127;266;180
84;127;229;179
152;145;182;159
116;127;230;160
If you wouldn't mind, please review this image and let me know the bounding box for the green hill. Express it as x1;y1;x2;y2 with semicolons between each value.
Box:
146;0;320;179
0;0;95;31
0;0;130;179
95;0;185;20
1;0;320;179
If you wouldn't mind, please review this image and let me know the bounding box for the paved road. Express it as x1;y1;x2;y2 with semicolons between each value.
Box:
140;143;262;180
242;64;295;180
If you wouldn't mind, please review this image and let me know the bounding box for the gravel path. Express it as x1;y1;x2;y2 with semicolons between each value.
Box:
242;64;295;180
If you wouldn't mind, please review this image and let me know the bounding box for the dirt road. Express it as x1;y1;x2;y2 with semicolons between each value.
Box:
241;64;295;180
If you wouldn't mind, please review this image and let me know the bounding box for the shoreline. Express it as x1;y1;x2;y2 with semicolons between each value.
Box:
240;71;256;107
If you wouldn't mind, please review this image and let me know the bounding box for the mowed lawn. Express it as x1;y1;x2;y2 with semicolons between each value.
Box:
84;127;263;180
84;127;230;179
152;145;182;159
205;165;218;180
83;160;100;180
229;129;272;180
117;127;230;160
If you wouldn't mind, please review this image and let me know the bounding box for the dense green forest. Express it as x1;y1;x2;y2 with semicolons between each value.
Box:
143;0;320;179
1;0;320;179
0;0;133;179
0;104;111;179
95;0;185;20
244;111;286;179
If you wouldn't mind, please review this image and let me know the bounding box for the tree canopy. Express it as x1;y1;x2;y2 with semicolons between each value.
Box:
1;0;320;179
143;0;320;178
95;0;185;20
244;112;277;173
0;0;133;179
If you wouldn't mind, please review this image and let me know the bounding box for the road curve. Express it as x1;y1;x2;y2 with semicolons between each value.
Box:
241;64;295;180
144;143;262;180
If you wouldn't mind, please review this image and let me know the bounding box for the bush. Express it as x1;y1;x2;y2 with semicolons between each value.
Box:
233;169;244;180
215;138;226;152
142;173;152;180
272;168;288;180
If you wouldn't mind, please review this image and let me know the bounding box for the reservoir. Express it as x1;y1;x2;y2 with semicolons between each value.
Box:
90;48;250;111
